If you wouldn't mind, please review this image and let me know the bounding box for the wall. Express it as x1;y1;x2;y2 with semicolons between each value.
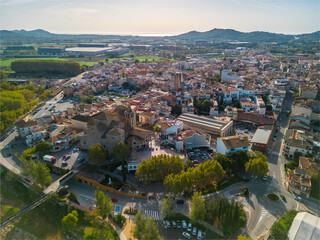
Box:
74;174;147;200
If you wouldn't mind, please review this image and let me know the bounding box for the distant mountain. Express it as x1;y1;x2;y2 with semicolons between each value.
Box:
0;28;319;42
171;28;296;42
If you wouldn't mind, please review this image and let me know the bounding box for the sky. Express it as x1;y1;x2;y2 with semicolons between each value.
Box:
0;0;319;35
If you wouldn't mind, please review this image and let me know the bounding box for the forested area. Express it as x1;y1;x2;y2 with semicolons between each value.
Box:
0;81;51;134
11;60;84;77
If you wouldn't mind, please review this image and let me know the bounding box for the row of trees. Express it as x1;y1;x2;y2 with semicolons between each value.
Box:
135;155;184;184
214;151;269;177
190;193;246;236
163;160;225;194
11;60;83;76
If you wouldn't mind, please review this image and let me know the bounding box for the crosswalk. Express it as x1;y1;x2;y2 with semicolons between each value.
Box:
143;209;160;221
258;207;269;222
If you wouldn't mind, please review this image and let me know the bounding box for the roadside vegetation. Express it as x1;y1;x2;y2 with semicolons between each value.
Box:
270;210;297;239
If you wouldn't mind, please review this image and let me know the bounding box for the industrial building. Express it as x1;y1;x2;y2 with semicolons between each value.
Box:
177;113;233;137
288;212;320;240
38;47;65;55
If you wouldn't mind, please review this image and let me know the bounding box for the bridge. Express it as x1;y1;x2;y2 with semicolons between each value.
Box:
0;170;77;229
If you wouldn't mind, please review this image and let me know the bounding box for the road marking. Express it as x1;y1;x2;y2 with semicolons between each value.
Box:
143;209;160;221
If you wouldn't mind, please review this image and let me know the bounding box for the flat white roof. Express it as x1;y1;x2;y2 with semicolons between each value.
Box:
65;47;112;52
251;129;271;144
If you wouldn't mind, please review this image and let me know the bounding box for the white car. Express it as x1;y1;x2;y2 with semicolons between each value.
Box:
187;223;192;232
294;195;302;202
193;227;197;236
182;232;191;239
182;220;187;229
262;176;267;181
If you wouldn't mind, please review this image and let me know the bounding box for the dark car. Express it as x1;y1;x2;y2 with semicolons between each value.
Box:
280;194;287;202
177;220;182;229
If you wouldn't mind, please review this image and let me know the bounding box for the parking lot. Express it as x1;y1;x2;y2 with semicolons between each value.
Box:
187;147;214;165
159;219;209;240
48;146;87;170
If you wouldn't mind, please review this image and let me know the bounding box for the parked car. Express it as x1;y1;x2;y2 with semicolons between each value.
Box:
182;220;187;229
62;160;68;166
74;147;79;152
177;220;182;229
241;186;247;191
294;195;302;202
187;223;192;232
197;230;203;240
111;197;118;202
182;232;191;239
172;221;176;228
77;158;87;163
166;221;171;228
280;194;287;202
162;220;167;228
65;155;71;160
262;176;268;181
193;227;197;236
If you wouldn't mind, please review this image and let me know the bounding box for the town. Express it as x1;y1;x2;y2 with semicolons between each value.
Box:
0;28;319;240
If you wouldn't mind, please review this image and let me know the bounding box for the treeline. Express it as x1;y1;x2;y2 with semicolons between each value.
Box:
11;60;84;76
135;155;184;184
0;82;51;134
164;160;225;194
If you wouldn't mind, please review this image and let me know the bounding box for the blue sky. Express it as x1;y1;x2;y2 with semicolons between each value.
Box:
0;0;319;35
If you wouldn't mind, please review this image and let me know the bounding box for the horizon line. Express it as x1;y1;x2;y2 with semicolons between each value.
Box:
1;28;319;37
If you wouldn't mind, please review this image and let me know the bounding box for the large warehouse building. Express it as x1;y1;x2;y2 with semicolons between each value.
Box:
177;113;233;137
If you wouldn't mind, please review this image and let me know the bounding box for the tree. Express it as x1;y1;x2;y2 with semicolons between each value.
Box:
29;161;52;188
160;196;174;216
245;154;269;177
190;192;205;222
132;210;147;240
310;172;320;200
88;143;107;165
85;208;99;225
144;217;160;240
132;211;160;240
171;104;182;117
62;210;78;232
0;71;8;81
136;155;184;184
152;124;160;133
95;188;113;220
112;141;131;182
35;141;51;152
293;152;303;163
